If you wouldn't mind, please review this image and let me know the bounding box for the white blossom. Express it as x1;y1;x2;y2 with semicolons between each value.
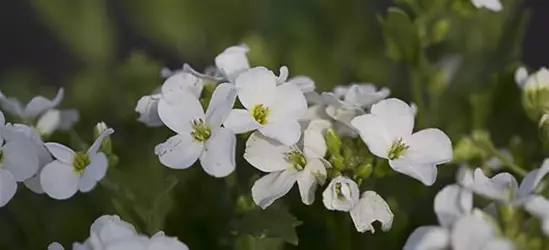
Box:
286;76;322;105
36;109;79;137
214;44;250;82
40;128;114;199
351;98;453;186
451;214;514;250
522;67;549;92
0;88;64;120
155;83;237;177
322;176;360;212
471;0;503;12
349;191;394;233
323;83;390;110
246;119;331;208
224;67;307;146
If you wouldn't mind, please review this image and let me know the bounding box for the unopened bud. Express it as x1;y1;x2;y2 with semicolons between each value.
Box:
94;122;112;154
326;128;342;155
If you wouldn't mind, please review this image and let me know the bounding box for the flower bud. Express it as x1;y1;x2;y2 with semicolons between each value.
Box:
325;128;342;155
356;163;373;179
94;122;112;154
322;176;360;212
521;68;549;121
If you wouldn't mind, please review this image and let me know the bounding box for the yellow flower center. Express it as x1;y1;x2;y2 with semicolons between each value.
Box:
191;119;211;142
252;104;270;125
286;150;307;171
73;152;90;174
387;138;409;160
335;182;345;200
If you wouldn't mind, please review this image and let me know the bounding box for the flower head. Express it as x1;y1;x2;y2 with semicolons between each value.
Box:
155;83;237;177
322;176;360;212
214;44;250;82
351;98;453;186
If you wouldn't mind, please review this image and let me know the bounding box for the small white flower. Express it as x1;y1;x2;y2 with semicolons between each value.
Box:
155;83;237;177
322;176;360;212
224;67;307;145
136;71;204;127
522;67;549;92
246;119;331;208
471;0;503;11
515;67;529;88
322;83;390;110
523;195;549;236
214;44;250;82
451;214;514;250
0;88;64;120
351;98;453;186
40;128;114;199
35;109;79;137
349;191;394;233
470;168;518;202
48;242;64;250
87;215;139;248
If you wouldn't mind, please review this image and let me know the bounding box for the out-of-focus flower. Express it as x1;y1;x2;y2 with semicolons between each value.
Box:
471;0;503;12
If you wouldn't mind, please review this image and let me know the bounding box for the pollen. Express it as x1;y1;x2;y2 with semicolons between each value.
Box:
252;104;270;125
286;150;307;171
73;152;90;175
387;138;409;160
191;119;211;142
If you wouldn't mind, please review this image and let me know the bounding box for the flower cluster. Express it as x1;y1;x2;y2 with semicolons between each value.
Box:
48;215;188;250
0;89;113;206
136;44;453;233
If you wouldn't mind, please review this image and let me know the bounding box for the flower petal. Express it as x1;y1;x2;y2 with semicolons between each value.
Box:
403;226;449;250
2;136;39;181
40;160;79;200
351;114;391;159
90;215;138;245
515;67;528;87
287;76;315;93
135;94;163;127
303;119;332;158
252;170;299;209
0;169;17;207
48;242;64;250
36;109;61;136
434;184;472;228
451;214;497;250
155;134;203;170
58;109;79;131
518;158;549;198
350;191;394;233
223;109;260;134
389;159;438;186
297;158;327;205
406;128;453;165
322;176;360;212
161;72;203;103
369;98;415;139
46;142;76;164
523;195;549;222
235;67;277;110
199;128;236;178
84;152;108;182
471;168;518;202
260;121;301;146
0;92;23;117
88;128;115;155
157;94;204;135
214;44;250;81
24;174;44;194
205;83;237;128
269;82;307;122
24;88;64;118
244;132;292;172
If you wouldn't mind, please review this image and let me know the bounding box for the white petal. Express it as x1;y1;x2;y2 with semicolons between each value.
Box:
322;176;360;212
457;165;474;188
161;72;203;103
252;170;299;209
88;128;115;155
46;142;76;164
472;0;503;11
2;136;39;181
451;214;497;250
84;153;108;182
518;158;549;197
434;184;472;228
155;134;203;170
223;109;260;134
260;121;301;146
343;84;390;108
287;76;315;93
350;191;394;233
0;92;23;117
24;174;44;194
215;44;250;81
40;160;79;200
298;105;331;130
36;109;61;136
325;105;360;125
235;67;277;110
268;82;307;122
321;92;344;108
0;169;17;207
199;128;236;178
303;119;332;158
58;109;79;130
351;114;391;158
243;132;292;172
275;66;289;84
100;236;148;250
389;159;438;186
149;232;189;250
369;98;415;139
523;195;549;221
135;95;163;127
515;67;528;88
90;215;138;245
297;158;327;205
205;83;237;128
482;239;515;250
471;168;518;202
158;95;204;135
48;242;64;250
406;128;453;165
403;226;449;250
24;88;64;118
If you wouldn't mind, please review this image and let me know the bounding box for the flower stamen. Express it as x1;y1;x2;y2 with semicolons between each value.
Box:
252;104;270;125
387;138;409;160
73;152;90;175
286;149;307;171
191;119;211;142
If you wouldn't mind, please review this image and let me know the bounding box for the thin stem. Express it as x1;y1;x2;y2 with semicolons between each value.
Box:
488;146;527;177
411;68;427;128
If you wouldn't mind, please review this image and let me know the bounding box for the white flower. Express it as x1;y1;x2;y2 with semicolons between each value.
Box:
0;88;64;120
351;98;453;186
214;44;250;82
35;109;79;136
471;0;503;11
224;67;307;145
522;67;549;92
87;215;139;248
246;119;331;208
523;195;549;236
136;71;204;127
322;176;360;212
48;242;64;250
155;83;237;177
148;232;189;250
40;128;114;199
349;191;394;233
287;76;322;105
451;214;514;250
323;83;390;110
469;168;519;202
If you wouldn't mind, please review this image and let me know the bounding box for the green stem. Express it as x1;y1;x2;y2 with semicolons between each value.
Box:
411;69;427;128
488;146;527;177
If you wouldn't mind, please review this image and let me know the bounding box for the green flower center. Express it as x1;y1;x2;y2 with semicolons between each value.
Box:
191;119;211;142
73;152;90;174
286;150;307;171
387;138;409;160
335;182;346;200
252;104;270;125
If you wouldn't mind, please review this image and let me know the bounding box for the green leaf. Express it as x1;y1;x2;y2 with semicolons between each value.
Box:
381;8;420;64
231;206;303;246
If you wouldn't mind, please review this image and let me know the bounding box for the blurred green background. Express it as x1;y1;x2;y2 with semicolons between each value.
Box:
0;0;547;249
